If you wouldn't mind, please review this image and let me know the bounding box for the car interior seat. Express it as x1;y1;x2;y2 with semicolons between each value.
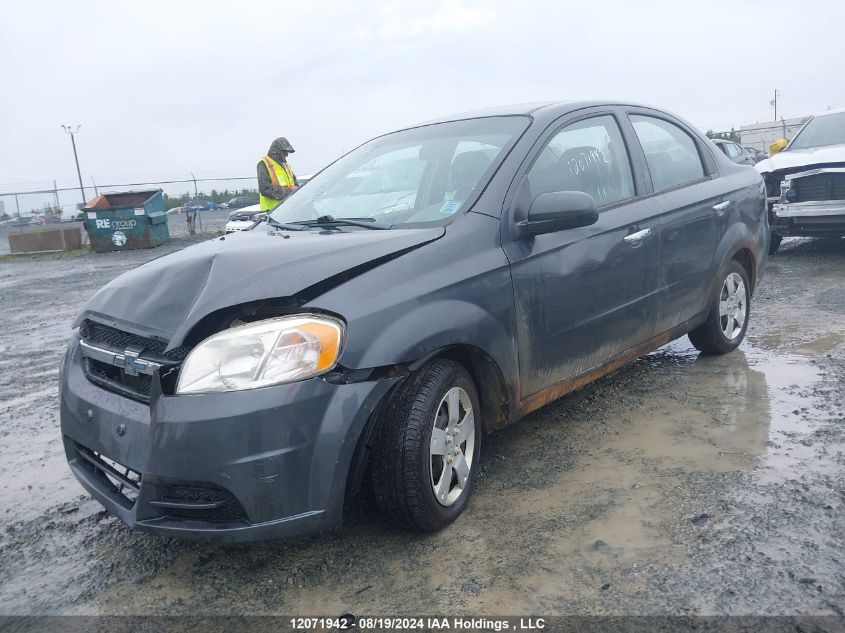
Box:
551;146;614;203
449;150;495;202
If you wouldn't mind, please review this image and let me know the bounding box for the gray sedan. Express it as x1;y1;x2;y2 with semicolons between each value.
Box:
60;100;767;541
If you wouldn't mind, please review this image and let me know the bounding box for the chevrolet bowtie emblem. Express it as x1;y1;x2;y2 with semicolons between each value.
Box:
122;347;150;376
79;340;165;377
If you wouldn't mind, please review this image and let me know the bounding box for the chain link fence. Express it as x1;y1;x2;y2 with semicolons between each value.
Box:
0;175;255;256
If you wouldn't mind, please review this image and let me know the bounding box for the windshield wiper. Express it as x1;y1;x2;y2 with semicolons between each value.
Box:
266;217;309;231
293;215;390;230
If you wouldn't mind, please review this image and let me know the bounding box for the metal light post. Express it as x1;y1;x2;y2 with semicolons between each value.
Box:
61;124;87;206
769;90;781;122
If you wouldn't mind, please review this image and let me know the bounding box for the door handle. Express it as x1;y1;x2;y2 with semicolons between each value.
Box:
713;201;731;215
623;228;651;244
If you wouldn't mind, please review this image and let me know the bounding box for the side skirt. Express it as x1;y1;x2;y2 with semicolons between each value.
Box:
514;315;705;419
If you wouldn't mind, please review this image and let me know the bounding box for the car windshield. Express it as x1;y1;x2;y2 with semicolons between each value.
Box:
789;112;845;150
270;116;529;228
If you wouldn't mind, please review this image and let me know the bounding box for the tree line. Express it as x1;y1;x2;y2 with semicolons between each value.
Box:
162;188;259;210
706;128;741;143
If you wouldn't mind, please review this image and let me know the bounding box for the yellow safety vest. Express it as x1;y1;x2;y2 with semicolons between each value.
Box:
259;156;296;211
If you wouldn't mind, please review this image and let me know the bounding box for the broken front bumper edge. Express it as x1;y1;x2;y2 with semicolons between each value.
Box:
774;200;845;218
60;335;400;542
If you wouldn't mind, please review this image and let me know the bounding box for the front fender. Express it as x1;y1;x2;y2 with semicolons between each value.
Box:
306;213;518;400
364;299;515;370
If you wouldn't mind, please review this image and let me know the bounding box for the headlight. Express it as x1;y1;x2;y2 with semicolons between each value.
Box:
176;315;344;394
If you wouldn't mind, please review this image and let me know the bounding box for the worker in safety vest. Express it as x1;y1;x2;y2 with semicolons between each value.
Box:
258;137;299;211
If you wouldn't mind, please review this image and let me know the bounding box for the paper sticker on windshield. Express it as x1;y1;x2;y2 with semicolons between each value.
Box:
440;201;460;214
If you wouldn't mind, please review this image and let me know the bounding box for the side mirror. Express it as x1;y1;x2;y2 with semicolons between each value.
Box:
515;191;599;237
769;138;789;156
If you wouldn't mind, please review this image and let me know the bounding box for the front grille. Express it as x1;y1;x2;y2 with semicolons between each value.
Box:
80;320;186;402
793;173;845;202
74;442;142;508
151;483;248;523
86;358;153;402
80;320;189;361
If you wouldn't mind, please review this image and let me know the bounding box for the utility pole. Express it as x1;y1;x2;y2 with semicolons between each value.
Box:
61;124;87;206
190;172;203;233
770;90;781;122
53;179;61;219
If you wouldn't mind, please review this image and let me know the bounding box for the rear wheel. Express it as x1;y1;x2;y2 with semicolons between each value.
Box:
768;232;782;254
371;359;480;532
688;260;750;355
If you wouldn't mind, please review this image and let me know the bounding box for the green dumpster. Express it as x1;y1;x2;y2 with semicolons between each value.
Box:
83;190;170;253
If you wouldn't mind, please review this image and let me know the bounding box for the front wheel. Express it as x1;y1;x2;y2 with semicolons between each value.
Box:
768;232;782;254
688;260;751;355
371;359;480;532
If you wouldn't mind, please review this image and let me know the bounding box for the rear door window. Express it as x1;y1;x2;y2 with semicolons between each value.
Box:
630;115;706;192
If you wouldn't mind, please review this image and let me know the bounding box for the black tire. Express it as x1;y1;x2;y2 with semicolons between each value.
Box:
371;359;481;532
768;232;782;254
688;259;751;355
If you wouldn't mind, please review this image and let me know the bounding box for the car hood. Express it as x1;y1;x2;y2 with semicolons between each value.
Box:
756;143;845;174
76;225;444;348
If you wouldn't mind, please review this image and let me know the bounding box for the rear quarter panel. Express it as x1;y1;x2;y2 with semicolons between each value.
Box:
712;165;768;292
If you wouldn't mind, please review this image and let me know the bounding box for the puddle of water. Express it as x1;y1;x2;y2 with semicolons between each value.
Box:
791;332;845;356
599;340;826;475
642;339;839;488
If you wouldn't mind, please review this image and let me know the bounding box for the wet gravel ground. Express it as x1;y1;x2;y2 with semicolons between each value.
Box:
0;237;843;617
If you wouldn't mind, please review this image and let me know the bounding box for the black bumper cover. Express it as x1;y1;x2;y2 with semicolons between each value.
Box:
59;335;398;542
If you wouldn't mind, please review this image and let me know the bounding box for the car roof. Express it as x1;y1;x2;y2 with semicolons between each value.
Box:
421;101;564;123
418;99;666;125
355;100;708;152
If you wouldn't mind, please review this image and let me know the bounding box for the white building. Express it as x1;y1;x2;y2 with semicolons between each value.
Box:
739;116;810;152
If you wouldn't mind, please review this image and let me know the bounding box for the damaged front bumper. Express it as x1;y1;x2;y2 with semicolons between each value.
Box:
774;200;845;218
771;200;845;236
59;334;398;542
769;166;845;236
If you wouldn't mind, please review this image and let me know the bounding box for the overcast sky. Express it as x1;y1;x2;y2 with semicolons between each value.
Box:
1;0;842;210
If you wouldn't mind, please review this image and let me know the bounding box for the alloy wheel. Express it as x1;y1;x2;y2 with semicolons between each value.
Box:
429;386;476;507
719;272;747;340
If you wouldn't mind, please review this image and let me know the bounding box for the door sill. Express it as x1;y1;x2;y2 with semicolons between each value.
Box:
515;315;704;419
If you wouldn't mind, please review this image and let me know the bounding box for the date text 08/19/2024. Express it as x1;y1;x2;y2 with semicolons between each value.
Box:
289;616;546;630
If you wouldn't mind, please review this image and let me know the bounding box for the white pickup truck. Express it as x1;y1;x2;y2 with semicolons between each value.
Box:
756;107;845;253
